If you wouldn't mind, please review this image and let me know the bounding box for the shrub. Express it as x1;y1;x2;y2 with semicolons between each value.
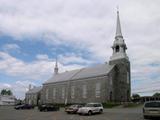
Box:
102;102;121;108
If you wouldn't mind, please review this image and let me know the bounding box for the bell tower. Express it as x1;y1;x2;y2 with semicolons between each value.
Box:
109;10;131;102
110;10;128;61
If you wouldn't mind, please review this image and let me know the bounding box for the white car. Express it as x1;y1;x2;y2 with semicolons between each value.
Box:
77;103;103;115
143;101;160;119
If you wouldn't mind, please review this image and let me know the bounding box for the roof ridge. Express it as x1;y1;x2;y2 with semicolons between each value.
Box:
69;68;84;80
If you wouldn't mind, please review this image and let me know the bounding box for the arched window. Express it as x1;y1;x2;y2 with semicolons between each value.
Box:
115;46;119;52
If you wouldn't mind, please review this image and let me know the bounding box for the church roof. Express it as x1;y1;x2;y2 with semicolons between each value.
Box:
26;86;42;94
44;63;115;84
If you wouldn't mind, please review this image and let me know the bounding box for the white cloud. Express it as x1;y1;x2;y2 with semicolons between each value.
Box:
2;83;11;88
58;54;95;65
0;52;53;80
2;43;20;53
0;52;87;80
36;54;49;60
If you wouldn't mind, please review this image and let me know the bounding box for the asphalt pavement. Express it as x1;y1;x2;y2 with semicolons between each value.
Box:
0;106;148;120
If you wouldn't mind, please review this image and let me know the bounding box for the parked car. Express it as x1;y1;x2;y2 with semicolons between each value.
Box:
65;104;83;114
77;103;103;115
143;101;160;119
38;104;60;112
14;104;34;110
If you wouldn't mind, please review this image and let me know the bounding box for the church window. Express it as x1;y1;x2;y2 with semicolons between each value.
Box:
110;76;113;85
127;90;130;101
127;72;129;84
46;88;49;100
61;87;65;99
82;84;87;98
53;88;56;99
71;86;75;99
115;45;119;52
110;91;112;101
95;83;101;98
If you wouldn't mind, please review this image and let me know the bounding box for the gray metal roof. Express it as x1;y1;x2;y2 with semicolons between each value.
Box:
26;86;42;94
44;63;114;84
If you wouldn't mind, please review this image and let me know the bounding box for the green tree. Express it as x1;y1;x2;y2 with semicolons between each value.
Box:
7;90;12;95
0;89;13;95
153;92;160;97
132;93;140;99
1;89;7;95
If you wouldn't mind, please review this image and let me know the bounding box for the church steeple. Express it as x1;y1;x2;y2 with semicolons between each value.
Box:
110;10;128;61
54;57;58;75
115;10;123;39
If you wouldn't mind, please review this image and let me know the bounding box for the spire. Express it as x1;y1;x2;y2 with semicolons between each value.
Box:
115;10;123;39
54;57;58;75
55;56;58;68
110;9;128;61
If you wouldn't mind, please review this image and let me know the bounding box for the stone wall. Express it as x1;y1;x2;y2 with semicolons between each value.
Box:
41;74;112;104
25;93;40;105
110;58;131;102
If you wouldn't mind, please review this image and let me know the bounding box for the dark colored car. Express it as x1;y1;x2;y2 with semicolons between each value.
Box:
14;104;34;110
38;104;60;112
143;101;160;119
65;104;83;114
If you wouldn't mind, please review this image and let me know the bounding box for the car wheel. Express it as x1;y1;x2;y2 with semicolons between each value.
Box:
143;115;149;119
44;108;47;112
99;109;103;114
88;111;92;116
78;113;82;115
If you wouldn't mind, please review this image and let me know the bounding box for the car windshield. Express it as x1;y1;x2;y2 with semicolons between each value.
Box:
85;104;94;107
145;102;160;108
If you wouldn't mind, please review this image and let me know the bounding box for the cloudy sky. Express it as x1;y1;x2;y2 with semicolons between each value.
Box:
0;0;160;99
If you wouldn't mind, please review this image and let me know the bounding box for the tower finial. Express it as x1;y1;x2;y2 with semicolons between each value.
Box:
115;8;123;39
54;56;58;75
55;56;58;68
116;6;119;12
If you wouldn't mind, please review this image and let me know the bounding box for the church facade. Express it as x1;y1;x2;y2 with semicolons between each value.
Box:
41;11;131;104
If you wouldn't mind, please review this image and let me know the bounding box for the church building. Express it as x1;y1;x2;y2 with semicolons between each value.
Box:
41;11;131;104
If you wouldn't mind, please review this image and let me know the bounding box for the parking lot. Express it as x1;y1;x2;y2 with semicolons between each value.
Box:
0;106;146;120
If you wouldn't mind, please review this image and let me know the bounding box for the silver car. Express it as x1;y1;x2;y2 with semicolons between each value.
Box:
143;101;160;119
77;103;103;115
